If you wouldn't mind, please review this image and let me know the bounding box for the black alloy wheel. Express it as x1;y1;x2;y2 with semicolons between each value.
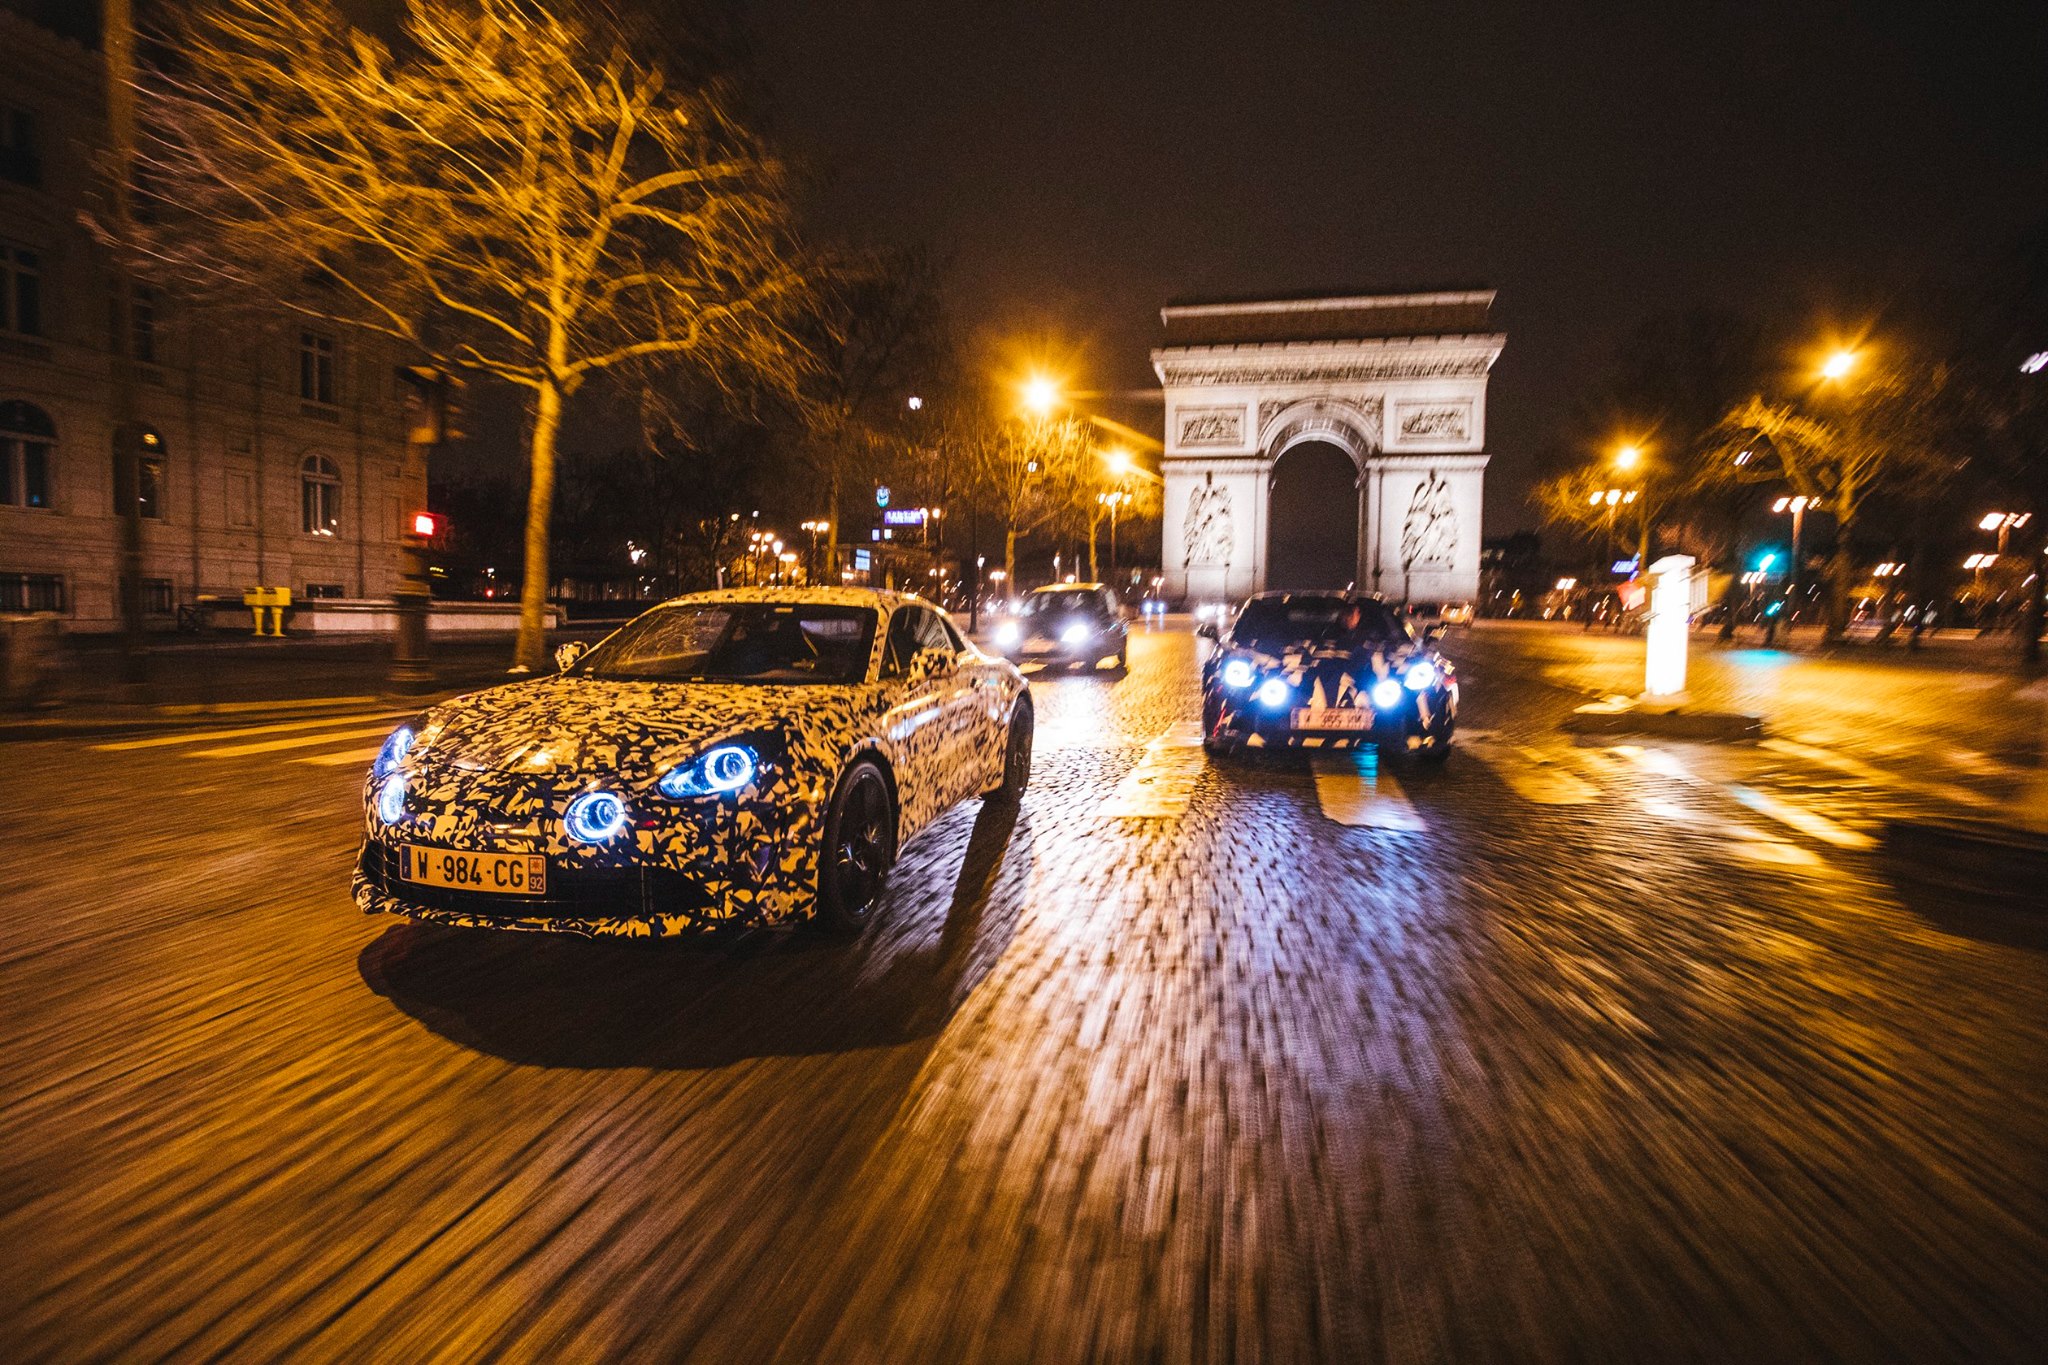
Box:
983;703;1034;802
818;761;896;934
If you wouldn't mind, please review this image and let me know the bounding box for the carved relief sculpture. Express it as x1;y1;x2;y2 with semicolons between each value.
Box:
1400;472;1458;569
1182;473;1237;568
1177;407;1244;447
1397;403;1471;442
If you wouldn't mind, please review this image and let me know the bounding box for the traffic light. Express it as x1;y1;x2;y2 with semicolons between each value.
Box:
409;511;442;541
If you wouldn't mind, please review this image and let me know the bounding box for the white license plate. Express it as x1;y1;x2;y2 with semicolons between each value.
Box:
1292;707;1370;730
399;845;547;896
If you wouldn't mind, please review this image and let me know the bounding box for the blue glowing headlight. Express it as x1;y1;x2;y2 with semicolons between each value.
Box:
375;773;407;824
658;743;758;798
373;725;415;778
1370;678;1406;710
564;791;628;843
1255;677;1292;708
1403;660;1439;690
1220;658;1256;690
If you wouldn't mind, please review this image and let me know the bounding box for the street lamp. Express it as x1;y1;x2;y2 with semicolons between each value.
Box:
1821;349;1857;381
1772;495;1818;639
1588;487;1640;563
1021;374;1060;417
1097;488;1133;579
1980;511;2030;555
1613;443;1642;472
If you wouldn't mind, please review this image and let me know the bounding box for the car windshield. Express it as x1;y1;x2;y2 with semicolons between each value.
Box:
575;603;877;684
1022;590;1105;617
1231;597;1409;652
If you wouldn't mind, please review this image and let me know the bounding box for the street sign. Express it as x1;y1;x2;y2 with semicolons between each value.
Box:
875;486;891;509
882;508;927;528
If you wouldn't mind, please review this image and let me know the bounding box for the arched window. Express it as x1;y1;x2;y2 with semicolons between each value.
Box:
300;454;341;536
0;399;54;509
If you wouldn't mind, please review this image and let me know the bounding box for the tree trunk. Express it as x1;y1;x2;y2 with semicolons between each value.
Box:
1004;527;1017;587
2023;508;2045;671
1087;514;1100;580
1824;515;1852;644
826;468;841;579
514;377;564;671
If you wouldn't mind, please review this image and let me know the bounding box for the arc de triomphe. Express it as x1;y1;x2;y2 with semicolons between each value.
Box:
1152;290;1504;606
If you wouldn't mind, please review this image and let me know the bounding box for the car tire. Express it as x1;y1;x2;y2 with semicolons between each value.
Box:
817;760;896;935
982;702;1033;803
1115;643;1128;669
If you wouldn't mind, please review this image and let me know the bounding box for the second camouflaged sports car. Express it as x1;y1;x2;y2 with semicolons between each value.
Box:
352;588;1031;938
1197;592;1457;758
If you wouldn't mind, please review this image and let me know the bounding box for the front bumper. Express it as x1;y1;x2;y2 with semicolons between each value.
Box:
1001;633;1119;663
353;763;820;937
1205;685;1456;750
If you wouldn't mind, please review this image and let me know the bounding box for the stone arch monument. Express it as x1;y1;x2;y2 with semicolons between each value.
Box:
1152;290;1504;605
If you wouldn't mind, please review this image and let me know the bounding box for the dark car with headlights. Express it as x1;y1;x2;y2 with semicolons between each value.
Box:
989;583;1129;669
1197;592;1457;758
352;588;1031;939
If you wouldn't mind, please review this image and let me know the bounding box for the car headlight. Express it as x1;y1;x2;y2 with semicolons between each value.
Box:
564;790;629;843
372;725;415;779
658;743;759;798
1060;623;1091;645
375;773;407;824
1220;658;1256;690
994;620;1021;648
1370;678;1406;710
1403;660;1439;690
1255;677;1292;708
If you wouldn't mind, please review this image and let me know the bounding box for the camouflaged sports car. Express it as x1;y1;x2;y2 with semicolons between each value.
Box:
1197;591;1457;758
352;588;1032;938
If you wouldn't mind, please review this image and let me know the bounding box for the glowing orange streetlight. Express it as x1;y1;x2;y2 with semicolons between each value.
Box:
1021;374;1060;416
1613;442;1642;472
1820;349;1856;381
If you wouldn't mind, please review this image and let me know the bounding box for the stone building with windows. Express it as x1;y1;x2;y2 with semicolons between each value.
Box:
0;6;422;630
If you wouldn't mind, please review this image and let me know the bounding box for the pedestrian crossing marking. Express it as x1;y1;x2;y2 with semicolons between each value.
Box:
190;723;405;759
1463;738;1597;805
1725;784;1877;850
1100;721;1206;818
1760;737;1999;811
1311;750;1424;831
94;711;409;752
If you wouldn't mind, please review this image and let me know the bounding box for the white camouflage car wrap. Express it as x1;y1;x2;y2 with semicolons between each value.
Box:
352;588;1030;937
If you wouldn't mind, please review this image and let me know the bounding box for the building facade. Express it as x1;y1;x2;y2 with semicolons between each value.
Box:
0;8;421;631
1152;291;1504;607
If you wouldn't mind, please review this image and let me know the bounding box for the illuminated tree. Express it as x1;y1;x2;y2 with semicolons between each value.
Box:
1707;350;1955;642
127;0;809;669
962;409;1094;584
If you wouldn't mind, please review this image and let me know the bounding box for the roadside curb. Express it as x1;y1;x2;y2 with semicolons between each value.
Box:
0;690;466;742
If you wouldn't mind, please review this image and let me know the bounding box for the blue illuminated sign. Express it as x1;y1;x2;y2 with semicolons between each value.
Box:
875;486;891;509
882;508;927;527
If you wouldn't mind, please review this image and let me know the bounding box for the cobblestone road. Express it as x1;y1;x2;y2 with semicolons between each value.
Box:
2;623;2043;1362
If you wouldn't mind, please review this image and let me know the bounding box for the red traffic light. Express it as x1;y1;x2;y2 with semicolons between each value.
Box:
411;512;441;538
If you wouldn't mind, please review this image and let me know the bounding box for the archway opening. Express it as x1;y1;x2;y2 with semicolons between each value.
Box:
1266;441;1358;590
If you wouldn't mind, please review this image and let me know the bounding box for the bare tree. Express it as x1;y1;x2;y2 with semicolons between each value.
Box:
1707;352;1954;642
959;408;1093;585
125;0;809;668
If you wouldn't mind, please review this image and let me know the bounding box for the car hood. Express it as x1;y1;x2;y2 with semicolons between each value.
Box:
415;677;831;777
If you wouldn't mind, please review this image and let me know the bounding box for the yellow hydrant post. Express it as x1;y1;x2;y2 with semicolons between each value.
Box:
243;586;266;637
268;586;291;637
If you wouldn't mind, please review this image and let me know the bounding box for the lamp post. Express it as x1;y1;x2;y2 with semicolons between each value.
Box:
1589;487;1640;564
1772;495;1816;635
1098;489;1133;581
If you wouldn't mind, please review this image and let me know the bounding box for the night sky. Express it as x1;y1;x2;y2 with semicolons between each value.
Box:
746;0;2048;531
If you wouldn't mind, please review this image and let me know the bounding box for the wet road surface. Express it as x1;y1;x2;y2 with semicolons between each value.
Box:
2;623;2044;1361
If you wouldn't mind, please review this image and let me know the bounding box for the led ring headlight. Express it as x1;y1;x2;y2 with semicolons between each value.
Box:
658;743;759;798
1219;658;1255;690
564;790;628;843
373;725;415;779
1255;677;1292;708
1403;660;1440;690
1370;678;1406;710
376;773;407;824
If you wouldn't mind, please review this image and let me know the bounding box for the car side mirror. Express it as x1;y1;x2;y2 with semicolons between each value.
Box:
1196;621;1219;641
554;641;588;673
